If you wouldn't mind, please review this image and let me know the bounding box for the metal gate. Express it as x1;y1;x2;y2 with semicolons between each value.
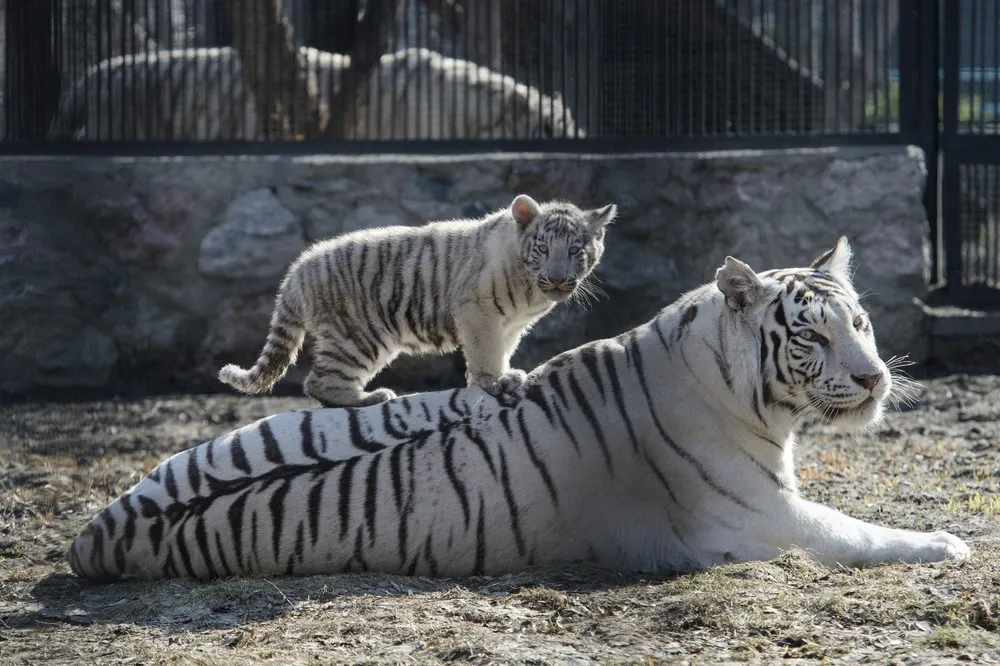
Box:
939;0;1000;305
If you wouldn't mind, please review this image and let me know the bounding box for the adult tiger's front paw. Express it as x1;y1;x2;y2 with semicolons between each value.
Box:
910;531;971;563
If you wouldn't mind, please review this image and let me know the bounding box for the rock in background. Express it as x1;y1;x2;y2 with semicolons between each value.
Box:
0;147;929;398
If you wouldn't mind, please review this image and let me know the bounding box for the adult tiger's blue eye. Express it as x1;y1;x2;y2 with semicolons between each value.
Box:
797;329;829;346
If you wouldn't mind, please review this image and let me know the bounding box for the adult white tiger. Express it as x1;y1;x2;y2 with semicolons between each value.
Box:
68;238;970;580
47;46;579;141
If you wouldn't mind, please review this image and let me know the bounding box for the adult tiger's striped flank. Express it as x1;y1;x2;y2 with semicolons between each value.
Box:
218;194;615;408
70;237;970;581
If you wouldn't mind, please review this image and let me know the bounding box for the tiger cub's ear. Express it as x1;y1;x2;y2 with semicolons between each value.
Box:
716;256;765;311
585;203;617;236
810;236;853;282
511;194;542;229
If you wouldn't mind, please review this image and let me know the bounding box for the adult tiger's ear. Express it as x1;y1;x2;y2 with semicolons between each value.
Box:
511;194;541;230
586;203;617;236
716;256;765;312
810;236;853;282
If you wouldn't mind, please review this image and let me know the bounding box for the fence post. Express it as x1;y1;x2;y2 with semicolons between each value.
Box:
4;0;62;140
941;0;963;292
899;0;941;284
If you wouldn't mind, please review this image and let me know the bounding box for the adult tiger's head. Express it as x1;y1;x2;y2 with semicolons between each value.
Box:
716;237;900;430
510;194;615;304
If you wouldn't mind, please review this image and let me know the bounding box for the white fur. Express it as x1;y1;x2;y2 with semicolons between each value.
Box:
217;196;613;408
69;239;969;580
49;47;579;141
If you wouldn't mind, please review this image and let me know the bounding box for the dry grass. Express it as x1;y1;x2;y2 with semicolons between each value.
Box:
1;374;999;664
949;492;1000;516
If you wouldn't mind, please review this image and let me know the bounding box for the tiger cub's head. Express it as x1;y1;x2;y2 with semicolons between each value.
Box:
511;194;616;303
716;236;899;430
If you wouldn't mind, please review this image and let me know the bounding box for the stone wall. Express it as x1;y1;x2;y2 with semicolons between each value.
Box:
0;147;930;397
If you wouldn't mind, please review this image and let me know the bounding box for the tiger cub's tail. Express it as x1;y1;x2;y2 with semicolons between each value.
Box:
218;291;306;395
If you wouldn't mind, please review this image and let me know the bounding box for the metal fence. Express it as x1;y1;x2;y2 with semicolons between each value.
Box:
941;0;1000;304
2;0;911;153
17;1;1000;305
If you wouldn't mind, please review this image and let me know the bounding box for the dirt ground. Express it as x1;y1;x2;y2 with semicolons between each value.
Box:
1;371;998;665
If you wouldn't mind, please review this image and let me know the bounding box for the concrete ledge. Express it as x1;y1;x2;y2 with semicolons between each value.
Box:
927;305;1000;337
924;304;1000;367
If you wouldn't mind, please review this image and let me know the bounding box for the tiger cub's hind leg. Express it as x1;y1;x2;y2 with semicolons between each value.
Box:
304;322;399;408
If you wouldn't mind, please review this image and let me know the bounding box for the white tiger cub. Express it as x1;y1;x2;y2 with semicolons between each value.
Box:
218;195;614;408
70;237;970;581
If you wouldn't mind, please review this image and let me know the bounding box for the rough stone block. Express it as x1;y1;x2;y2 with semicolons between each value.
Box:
198;187;305;281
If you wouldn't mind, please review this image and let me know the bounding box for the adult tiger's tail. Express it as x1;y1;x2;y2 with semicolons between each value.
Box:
219;290;306;395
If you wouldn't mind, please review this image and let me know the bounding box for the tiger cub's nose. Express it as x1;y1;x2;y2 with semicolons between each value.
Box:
851;372;883;391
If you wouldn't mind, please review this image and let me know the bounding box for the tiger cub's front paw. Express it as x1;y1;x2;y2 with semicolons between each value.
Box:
470;369;527;397
498;369;528;393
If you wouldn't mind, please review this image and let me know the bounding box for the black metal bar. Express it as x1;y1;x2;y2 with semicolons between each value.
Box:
536;0;544;137
389;0;399;140
773;0;782;134
585;0;594;137
450;0;459;140
796;0;805;133
674;0;682;137
5;0;62;140
164;0;173;141
987;164;994;287
688;0;695;136
480;0;487;140
942;0;964;292
848;0;855;131
970;0;979;134
881;0;891;130
102;0;112;140
833;0;841;131
559;0;567;138
914;0;941;284
699;0;706;136
897;0;916;138
722;0;740;136
576;0;589;139
799;0;808;134
548;0;555;137
186;1;195;140
118;0;126;139
67;1;79;139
